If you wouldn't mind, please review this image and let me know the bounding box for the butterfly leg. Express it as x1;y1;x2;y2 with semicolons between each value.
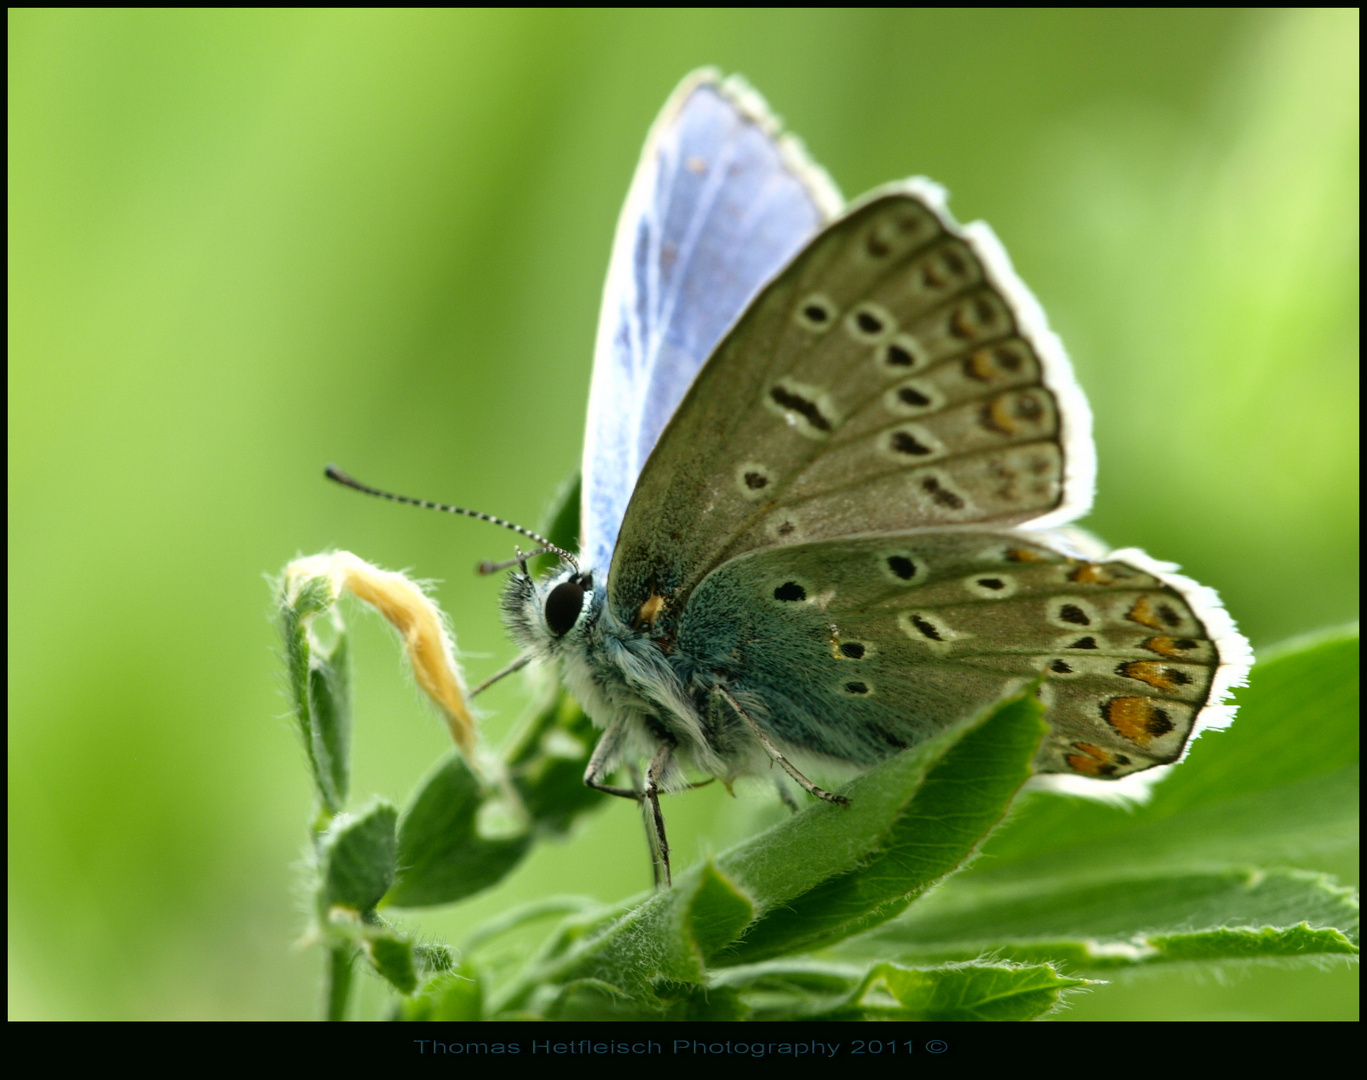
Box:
621;761;665;886
716;687;850;807
582;717;642;801
643;741;674;888
582;719;676;887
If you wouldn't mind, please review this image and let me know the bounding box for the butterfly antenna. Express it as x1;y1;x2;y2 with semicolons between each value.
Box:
325;465;578;571
478;550;555;575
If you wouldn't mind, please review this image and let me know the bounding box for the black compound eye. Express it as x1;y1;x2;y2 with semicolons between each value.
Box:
544;579;585;637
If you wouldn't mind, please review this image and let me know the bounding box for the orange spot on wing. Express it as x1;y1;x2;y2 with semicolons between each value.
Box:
964;351;996;381
1006;546;1049;563
1102;696;1176;745
950;306;975;340
1143;635;1201;658
1070;562;1118;585
981;395;1019;435
1117;661;1193;692
1066;742;1118;777
1126;596;1165;630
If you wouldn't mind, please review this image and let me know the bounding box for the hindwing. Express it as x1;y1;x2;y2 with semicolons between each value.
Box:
675;530;1249;781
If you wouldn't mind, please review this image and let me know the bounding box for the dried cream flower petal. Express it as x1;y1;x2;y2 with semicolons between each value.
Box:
285;551;475;752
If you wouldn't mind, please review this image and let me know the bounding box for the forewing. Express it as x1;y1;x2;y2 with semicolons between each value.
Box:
609;185;1094;624
580;70;841;573
675;531;1249;782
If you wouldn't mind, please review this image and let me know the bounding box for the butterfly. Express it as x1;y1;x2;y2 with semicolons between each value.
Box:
501;70;1251;885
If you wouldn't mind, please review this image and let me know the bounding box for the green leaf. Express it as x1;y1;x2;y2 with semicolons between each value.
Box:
386;752;530;908
319;801;397;914
487;690;1046;1017
687;862;756;962
831;632;1361;975
976;628;1359;879
837;867;1358;969
486;859;755;1017
861;961;1089;1021
278;574;352;813
387;652;608;908
365;931;418;995
397;965;484;1021
542;978;641;1020
710;960;867;1021
306;634;352;812
712;959;1089;1021
716;691;1047;965
542;975;749;1021
647;980;749;1021
504;689;606;836
1152;923;1357;962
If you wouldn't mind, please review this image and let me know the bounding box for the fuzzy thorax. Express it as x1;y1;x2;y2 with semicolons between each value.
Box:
501;567;745;786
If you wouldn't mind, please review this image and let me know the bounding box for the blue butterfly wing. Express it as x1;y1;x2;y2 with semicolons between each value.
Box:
580;70;841;573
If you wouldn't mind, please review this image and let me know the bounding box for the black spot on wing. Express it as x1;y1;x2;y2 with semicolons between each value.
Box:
884;342;914;367
1059;604;1090;626
890;430;933;456
856;311;883;335
1148;709;1175;735
910;615;943;641
887;555;917;580
1014;394;1043;421
769;386;832;432
921;477;964;509
800;300;832;326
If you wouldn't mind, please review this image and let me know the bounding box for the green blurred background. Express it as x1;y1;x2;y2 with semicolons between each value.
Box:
9;10;1357;1020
